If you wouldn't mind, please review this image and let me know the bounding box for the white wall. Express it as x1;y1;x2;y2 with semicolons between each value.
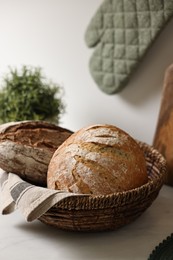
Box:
0;0;173;145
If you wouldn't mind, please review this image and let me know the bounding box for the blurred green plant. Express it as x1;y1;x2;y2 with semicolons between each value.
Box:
0;66;65;123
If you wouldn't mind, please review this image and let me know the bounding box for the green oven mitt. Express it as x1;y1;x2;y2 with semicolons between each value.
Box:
85;0;173;94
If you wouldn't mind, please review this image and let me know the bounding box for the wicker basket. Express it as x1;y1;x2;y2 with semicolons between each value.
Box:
39;142;167;232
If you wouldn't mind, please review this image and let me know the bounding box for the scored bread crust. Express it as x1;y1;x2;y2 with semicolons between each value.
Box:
0;121;72;186
47;124;148;195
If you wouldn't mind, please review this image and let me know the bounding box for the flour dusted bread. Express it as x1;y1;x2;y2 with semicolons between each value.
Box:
0;121;72;186
47;124;148;195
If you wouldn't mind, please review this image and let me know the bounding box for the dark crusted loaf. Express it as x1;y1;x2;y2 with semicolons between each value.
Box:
0;121;72;186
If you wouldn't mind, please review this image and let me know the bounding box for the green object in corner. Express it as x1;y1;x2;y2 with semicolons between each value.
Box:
85;0;173;95
148;233;173;260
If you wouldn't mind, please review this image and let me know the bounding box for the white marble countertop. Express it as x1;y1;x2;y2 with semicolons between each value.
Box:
0;185;173;260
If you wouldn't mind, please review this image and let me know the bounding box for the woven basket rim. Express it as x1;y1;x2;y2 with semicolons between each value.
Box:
39;141;166;231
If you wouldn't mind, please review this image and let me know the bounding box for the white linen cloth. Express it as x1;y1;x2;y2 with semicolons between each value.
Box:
0;169;83;222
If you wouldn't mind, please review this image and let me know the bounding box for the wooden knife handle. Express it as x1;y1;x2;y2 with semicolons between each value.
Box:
153;64;173;185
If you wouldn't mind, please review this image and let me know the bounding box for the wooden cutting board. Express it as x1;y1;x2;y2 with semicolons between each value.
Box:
153;64;173;186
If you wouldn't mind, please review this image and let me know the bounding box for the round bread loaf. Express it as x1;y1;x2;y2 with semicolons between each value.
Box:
47;124;148;195
0;121;72;186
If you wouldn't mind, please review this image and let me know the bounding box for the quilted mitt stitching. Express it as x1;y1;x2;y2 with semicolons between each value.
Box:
85;0;173;94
